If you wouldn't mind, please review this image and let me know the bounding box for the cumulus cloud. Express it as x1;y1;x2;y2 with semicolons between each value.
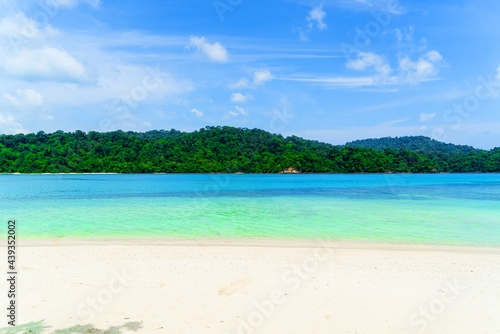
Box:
298;4;327;41
253;69;274;85
308;5;327;31
3;89;44;107
231;70;273;89
398;51;444;84
189;36;229;63
2;47;86;82
190;108;203;117
230;93;252;103
346;52;392;80
420;112;436;122
346;50;444;86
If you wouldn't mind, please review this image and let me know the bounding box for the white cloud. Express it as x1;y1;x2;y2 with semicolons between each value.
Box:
231;77;250;89
189;36;229;63
231;70;274;89
171;98;191;106
420;112;436;122
332;0;405;14
398;51;444;85
346;52;392;81
190;108;203;117
297;4;327;41
307;5;327;31
0;113;27;134
6;62;194;111
0;12;39;39
286;50;443;90
254;69;274;85
225;105;248;118
3;89;44;107
235;106;247;115
376;117;410;127
0;12;60;50
278;75;374;88
230;93;252;103
3;47;86;82
0;13;81;83
0;0;100;16
394;26;414;45
344;50;444;86
52;0;101;8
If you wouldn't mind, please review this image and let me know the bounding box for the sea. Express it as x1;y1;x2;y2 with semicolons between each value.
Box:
1;174;499;246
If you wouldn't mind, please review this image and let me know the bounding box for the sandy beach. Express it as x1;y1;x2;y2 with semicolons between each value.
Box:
5;239;500;333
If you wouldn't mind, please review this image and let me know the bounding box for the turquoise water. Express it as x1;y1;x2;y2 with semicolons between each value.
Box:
1;174;500;246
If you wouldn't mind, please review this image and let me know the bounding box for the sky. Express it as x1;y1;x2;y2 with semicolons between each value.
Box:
0;0;500;149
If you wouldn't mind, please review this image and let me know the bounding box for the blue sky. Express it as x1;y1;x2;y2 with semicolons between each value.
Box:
1;0;500;148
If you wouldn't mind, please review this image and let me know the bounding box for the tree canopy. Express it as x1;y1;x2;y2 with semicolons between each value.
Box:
346;136;478;155
0;127;498;173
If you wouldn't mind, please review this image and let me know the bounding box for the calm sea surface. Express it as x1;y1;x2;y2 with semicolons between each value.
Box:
1;174;499;246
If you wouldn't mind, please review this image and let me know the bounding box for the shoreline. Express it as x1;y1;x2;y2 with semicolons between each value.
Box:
9;236;500;253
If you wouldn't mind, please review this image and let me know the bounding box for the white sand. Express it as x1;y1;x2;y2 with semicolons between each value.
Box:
5;238;500;333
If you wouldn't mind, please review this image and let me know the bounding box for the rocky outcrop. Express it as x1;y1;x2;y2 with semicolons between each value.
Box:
279;167;301;174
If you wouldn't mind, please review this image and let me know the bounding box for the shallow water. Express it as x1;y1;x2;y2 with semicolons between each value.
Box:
1;174;499;246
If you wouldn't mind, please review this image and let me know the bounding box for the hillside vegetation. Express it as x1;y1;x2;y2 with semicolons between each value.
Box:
0;127;499;173
346;136;479;155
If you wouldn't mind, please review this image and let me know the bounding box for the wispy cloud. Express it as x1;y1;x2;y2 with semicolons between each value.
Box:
224;105;248;118
420;112;436;122
0;114;27;133
347;99;415;114
230;77;251;89
48;0;101;8
376;117;410;127
290;0;405;15
278;75;374;88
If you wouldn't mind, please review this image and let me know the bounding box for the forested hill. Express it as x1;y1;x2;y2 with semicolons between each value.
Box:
346;136;479;155
0;127;499;173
